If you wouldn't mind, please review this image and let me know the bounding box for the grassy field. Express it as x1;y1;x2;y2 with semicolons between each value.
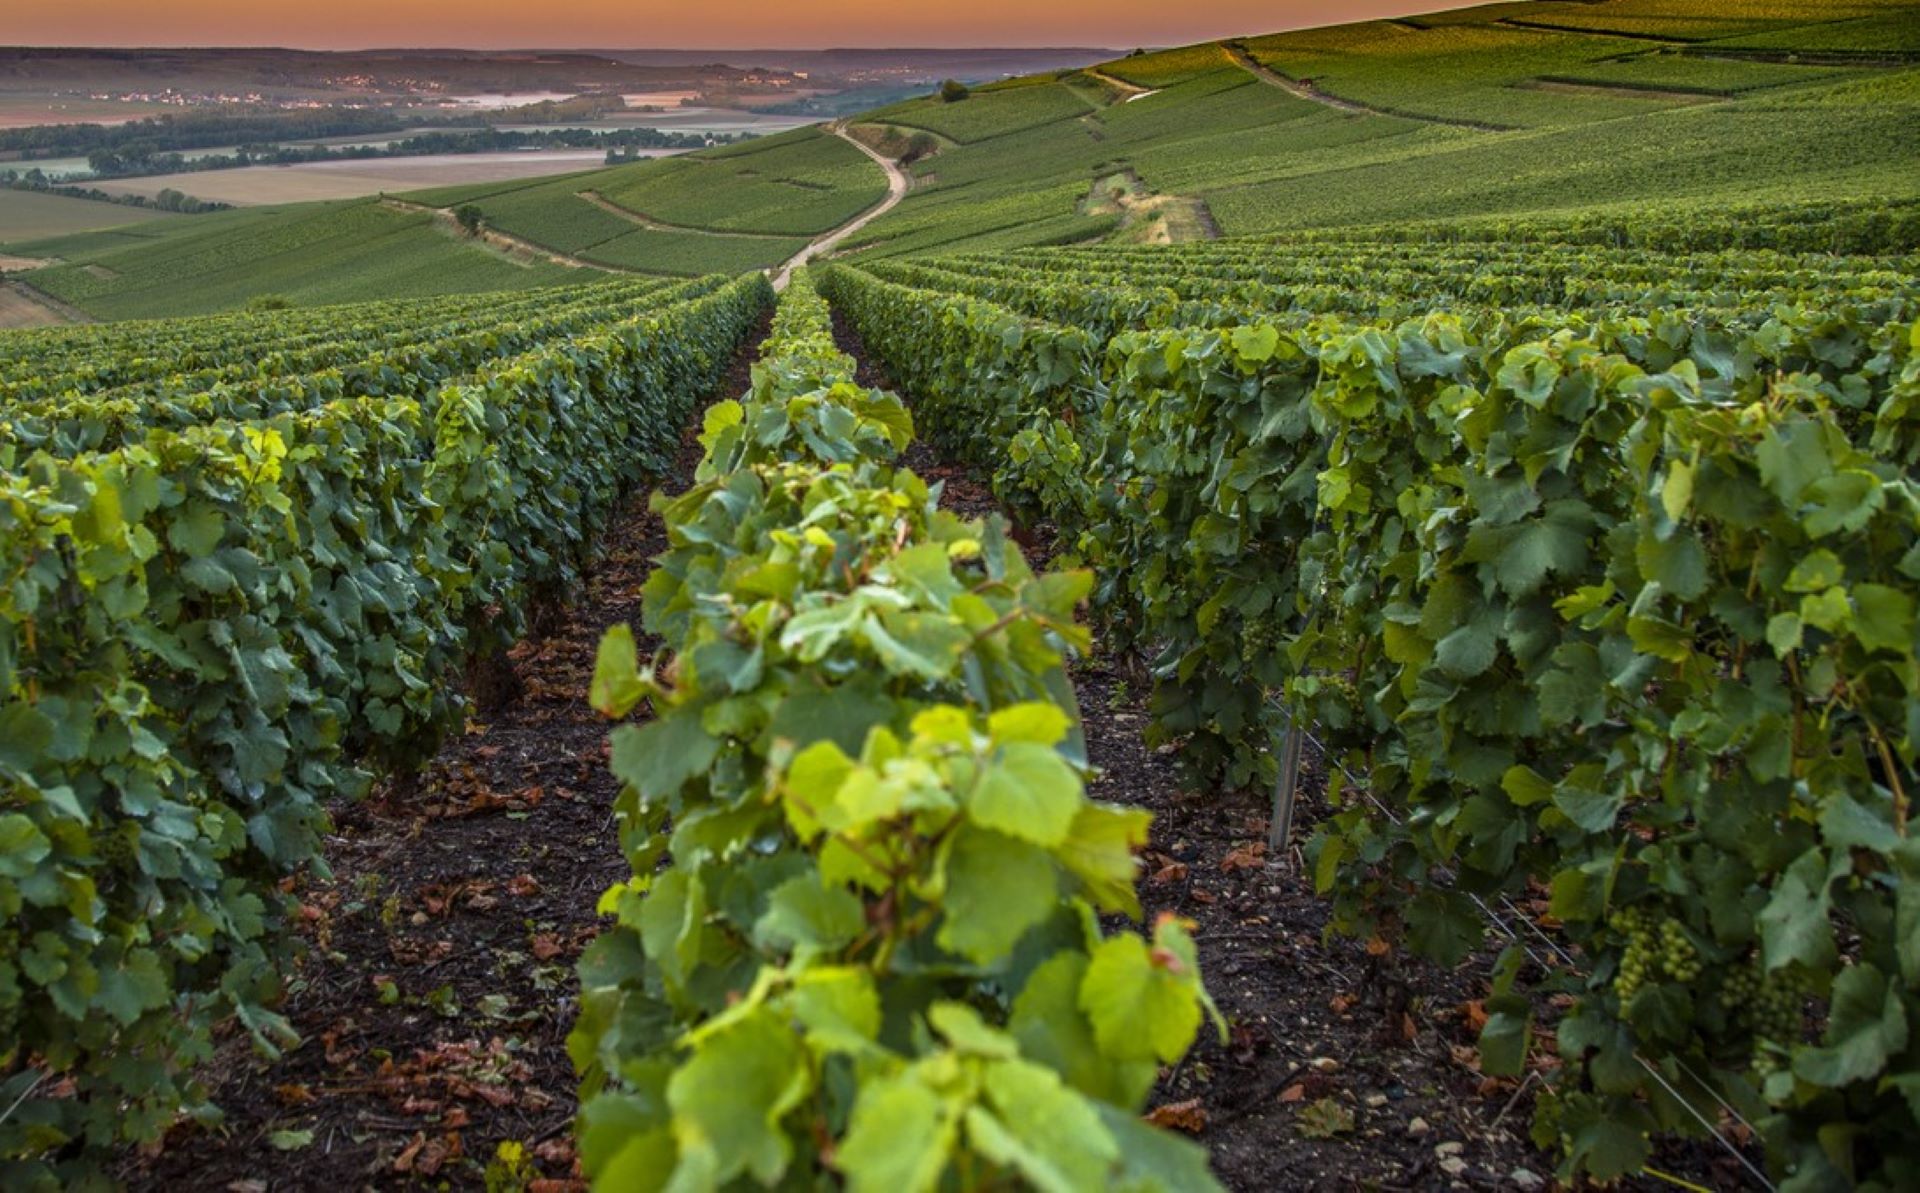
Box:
1494;0;1911;40
1098;43;1234;88
1548;53;1860;94
0;189;176;247
16;200;588;318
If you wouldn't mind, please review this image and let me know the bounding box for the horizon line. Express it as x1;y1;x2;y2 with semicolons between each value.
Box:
0;42;1140;53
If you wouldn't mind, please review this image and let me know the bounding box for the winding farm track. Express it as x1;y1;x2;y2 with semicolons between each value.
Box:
1223;40;1514;131
1084;67;1164;104
770;123;911;291
386;124;912;291
378;196;641;273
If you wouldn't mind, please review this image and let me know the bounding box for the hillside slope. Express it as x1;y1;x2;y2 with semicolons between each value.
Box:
6;0;1917;318
845;0;1920;257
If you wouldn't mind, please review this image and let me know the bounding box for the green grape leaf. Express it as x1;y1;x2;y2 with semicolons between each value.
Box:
1079;933;1202;1064
591;623;646;718
1094;1103;1226;1193
837;1073;955;1193
0;813;51;878
969;742;1081;846
1851;584;1915;654
1635;529;1707;601
754;874;864;960
666;1010;809;1186
1760;849;1838;971
95;947;169;1026
609;710;719;804
1056;802;1150;917
787;967;882;1056
1793;963;1908;1088
970;1059;1118;1193
937;826;1059;965
1011;954;1157;1108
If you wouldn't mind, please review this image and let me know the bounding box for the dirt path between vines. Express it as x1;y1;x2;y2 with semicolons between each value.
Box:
829;312;1741;1193
769;122;910;291
121;312;771;1193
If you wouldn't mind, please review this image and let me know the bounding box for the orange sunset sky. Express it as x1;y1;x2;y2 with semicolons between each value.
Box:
6;1;1457;50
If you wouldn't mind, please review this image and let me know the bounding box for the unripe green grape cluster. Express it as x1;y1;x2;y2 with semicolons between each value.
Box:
1610;907;1700;1003
1241;616;1280;662
1719;960;1807;1075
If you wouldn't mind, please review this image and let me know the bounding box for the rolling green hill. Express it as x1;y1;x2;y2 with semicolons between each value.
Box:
13;199;586;320
846;0;1920;258
5;0;1917;319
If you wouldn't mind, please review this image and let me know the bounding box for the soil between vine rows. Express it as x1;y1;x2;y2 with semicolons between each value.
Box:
117;307;1738;1192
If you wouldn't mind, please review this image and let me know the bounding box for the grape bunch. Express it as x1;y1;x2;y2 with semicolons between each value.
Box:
1610;907;1700;1003
1719;960;1807;1075
1240;615;1280;664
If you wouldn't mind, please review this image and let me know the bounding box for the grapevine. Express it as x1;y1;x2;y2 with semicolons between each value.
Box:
819;251;1920;1190
0;274;772;1182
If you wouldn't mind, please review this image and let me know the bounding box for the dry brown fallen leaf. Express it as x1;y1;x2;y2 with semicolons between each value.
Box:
1145;1098;1209;1134
274;1083;315;1106
1220;843;1266;872
1150;861;1190;885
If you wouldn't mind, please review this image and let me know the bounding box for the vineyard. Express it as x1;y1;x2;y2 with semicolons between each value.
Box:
0;273;773;1185
815;230;1920;1189
0;207;1915;1190
0;0;1916;1187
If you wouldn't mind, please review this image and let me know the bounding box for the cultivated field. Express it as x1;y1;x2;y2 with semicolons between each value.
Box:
0;187;174;245
19;199;590;317
88;150;671;206
0;280;72;327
